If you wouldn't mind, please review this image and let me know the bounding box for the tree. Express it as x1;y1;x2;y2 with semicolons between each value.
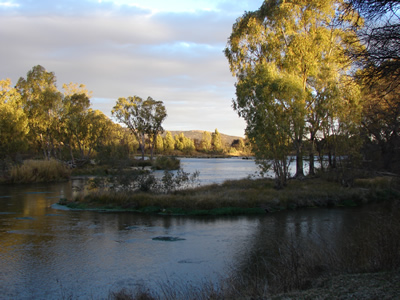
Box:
155;134;164;153
211;129;223;153
174;133;195;154
346;0;400;91
141;97;167;160
235;63;304;187
360;71;400;171
0;79;29;158
62;82;92;98
200;131;212;152
61;84;92;162
112;96;167;160
16;65;63;159
225;0;362;178
164;131;175;153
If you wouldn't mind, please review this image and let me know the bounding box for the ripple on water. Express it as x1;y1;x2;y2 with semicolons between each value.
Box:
15;217;35;220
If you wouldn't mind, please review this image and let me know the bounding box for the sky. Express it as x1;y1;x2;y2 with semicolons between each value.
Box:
0;0;263;137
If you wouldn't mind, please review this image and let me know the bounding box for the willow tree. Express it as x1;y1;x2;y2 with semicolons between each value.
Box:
225;0;362;178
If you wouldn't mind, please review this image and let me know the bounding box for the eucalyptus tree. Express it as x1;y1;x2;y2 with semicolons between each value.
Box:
61;88;92;163
112;96;167;160
0;79;29;159
225;0;362;179
142;97;167;160
16;65;63;159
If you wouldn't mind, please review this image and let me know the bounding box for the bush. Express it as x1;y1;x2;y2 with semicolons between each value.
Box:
8;159;71;183
152;156;180;170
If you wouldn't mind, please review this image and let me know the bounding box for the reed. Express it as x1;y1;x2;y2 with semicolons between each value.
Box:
9;159;71;183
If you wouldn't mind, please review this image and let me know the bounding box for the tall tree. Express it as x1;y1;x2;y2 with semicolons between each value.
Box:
0;79;29;158
174;133;195;154
225;0;361;178
360;71;400;170
211;129;223;153
112;96;167;160
61;90;92;163
16;65;63;159
142;97;167;160
200;131;212;152
163;131;175;153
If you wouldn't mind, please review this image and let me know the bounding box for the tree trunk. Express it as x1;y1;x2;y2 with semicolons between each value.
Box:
295;137;304;177
139;133;146;160
309;134;315;176
296;149;304;177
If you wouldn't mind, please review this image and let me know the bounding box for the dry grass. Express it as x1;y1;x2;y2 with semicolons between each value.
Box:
69;176;399;215
9;159;71;183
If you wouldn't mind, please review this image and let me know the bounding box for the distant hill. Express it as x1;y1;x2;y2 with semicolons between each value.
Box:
163;130;243;146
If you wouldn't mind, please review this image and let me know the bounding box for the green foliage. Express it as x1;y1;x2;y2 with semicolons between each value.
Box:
200;131;212;151
152;156;180;170
155;134;164;153
159;169;200;193
174;133;195;154
163;131;175;153
0;79;29;158
225;0;363;181
86;167;199;195
112;96;167;160
211;129;223;152
16;65;64;159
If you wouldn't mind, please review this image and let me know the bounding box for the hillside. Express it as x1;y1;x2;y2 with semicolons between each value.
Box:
163;130;243;147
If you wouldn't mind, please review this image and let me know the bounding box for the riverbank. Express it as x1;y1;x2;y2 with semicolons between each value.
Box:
58;176;399;215
110;271;400;299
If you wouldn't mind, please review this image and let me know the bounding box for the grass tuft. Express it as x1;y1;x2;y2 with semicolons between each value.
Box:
8;159;71;183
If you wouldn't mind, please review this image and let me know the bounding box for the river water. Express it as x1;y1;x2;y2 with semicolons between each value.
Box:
0;158;378;299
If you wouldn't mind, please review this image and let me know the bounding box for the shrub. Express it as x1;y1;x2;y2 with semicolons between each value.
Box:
152;156;180;170
9;159;71;183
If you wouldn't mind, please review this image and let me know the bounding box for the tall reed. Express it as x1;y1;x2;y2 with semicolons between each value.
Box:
9;159;71;183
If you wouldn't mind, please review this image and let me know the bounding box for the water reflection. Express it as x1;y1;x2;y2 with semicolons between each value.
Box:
0;174;379;299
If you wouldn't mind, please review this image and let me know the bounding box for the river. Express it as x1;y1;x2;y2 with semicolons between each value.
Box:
0;158;379;299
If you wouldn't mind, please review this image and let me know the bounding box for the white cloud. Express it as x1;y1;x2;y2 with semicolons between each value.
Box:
0;0;262;137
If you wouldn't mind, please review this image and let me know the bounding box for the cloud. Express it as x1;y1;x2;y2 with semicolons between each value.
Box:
0;0;259;136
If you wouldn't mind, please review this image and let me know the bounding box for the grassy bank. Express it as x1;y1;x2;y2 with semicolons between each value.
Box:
61;176;399;215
